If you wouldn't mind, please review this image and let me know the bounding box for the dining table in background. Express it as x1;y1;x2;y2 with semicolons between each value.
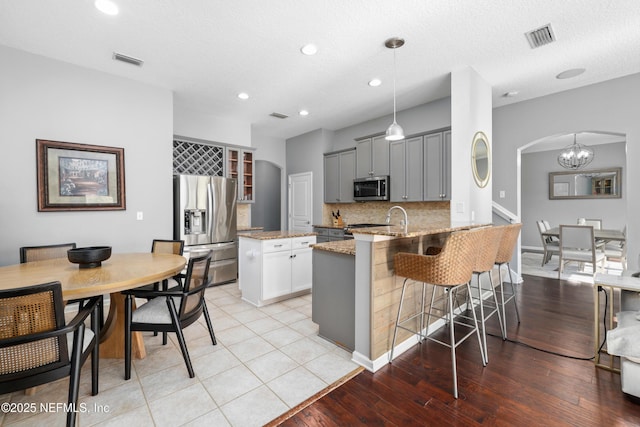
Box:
541;227;626;243
0;253;186;359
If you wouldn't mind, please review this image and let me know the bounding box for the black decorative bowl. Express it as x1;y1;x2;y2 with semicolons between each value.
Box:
67;246;112;269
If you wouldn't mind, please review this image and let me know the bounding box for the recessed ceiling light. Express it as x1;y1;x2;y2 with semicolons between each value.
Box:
556;68;586;79
95;0;119;15
300;44;318;56
368;78;382;87
237;92;249;100
299;110;309;116
503;90;519;97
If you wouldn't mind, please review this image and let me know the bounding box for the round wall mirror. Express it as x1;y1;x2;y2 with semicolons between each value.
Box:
471;131;491;188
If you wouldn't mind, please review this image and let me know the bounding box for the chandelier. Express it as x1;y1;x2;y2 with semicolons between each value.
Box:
557;134;594;170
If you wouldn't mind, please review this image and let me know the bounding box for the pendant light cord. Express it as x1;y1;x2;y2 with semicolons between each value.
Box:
392;47;397;123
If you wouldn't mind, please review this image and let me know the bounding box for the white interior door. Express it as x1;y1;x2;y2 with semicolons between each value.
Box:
288;172;313;232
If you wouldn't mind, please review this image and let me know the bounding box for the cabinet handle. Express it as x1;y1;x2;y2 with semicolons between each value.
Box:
274;244;283;248
300;241;309;245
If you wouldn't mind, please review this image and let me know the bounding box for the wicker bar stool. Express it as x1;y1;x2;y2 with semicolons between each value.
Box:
389;228;486;399
467;226;505;363
494;223;522;337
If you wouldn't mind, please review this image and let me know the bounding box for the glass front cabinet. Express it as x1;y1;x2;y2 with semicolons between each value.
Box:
227;147;255;203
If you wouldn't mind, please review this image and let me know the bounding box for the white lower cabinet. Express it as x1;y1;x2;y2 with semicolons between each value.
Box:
239;235;315;306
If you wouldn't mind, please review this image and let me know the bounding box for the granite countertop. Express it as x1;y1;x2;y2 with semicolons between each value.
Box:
312;224;345;229
238;230;317;240
312;240;356;256
237;226;264;232
349;221;491;238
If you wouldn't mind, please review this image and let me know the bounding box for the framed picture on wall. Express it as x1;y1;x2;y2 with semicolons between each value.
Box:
36;139;126;211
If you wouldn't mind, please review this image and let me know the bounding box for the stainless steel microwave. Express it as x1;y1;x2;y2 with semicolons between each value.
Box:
353;176;389;201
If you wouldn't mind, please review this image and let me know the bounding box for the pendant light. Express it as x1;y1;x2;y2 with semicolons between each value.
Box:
385;37;405;141
557;133;594;170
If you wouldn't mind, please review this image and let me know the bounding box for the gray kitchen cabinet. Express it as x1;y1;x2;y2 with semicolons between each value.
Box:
390;136;424;202
314;227;331;243
424;130;451;201
313;226;347;242
356;135;389;178
323;148;355;203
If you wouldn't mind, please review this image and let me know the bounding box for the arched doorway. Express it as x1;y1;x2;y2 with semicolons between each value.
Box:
516;130;627;277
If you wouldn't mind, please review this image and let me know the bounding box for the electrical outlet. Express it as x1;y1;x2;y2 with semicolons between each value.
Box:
456;202;464;213
136;211;143;221
499;190;506;198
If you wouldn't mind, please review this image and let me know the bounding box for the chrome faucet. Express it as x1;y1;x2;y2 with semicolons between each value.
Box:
385;205;408;227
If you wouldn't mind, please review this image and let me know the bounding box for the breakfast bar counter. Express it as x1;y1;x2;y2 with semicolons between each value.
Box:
348;220;488;372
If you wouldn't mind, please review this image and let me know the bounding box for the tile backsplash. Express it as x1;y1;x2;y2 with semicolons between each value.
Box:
237;203;251;228
322;201;450;227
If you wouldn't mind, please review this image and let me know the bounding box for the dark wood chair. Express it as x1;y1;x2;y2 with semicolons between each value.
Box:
151;239;185;290
19;242;77;263
20;242;105;328
137;239;185;343
123;251;216;379
0;282;100;427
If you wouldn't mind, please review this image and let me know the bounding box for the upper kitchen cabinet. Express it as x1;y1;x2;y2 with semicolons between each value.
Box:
424;130;451;201
390;136;424;202
324;148;356;203
356;135;389;178
227;147;255;203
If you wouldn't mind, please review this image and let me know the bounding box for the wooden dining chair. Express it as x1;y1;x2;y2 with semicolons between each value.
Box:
19;242;77;263
559;225;606;279
123;251;216;379
20;242;105;328
577;218;602;229
150;239;185;290
604;225;627;269
0;282;100;427
536;220;559;266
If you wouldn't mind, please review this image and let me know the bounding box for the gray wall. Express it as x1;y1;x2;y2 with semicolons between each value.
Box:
285;129;334;226
252;132;287;230
521;142;626;248
331;97;451;152
494;73;640;270
0;45;174;265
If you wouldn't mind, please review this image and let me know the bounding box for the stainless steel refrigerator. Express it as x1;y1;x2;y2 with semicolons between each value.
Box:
173;174;238;285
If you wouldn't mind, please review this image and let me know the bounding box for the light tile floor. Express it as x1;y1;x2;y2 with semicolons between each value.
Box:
0;283;360;426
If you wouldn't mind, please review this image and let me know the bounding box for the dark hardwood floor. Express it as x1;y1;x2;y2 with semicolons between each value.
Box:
278;275;640;426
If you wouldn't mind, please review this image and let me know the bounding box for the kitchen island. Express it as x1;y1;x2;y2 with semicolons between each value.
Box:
238;231;316;306
347;221;488;372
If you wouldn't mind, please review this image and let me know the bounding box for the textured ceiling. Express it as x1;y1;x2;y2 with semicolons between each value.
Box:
1;0;639;140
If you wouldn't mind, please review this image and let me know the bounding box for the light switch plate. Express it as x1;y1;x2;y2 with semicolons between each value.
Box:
136;211;143;220
499;190;506;198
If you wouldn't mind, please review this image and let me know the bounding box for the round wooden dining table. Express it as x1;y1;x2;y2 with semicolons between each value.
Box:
0;253;186;359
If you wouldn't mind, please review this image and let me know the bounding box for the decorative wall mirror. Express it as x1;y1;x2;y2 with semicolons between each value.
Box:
471;131;490;188
549;167;622;199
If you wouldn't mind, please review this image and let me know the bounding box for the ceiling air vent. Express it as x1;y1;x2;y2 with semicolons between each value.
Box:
112;52;144;67
269;112;289;119
525;24;555;49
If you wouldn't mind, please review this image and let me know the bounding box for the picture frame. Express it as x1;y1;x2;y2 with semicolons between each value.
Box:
36;139;126;211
